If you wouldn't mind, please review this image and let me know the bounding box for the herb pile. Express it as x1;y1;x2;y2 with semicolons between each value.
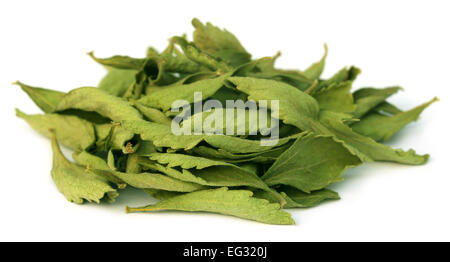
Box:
16;19;436;225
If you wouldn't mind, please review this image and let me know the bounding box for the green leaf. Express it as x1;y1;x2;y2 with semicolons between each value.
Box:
262;133;361;193
127;187;294;225
142;154;285;204
181;108;274;136
192;18;251;66
245;70;313;91
98;67;137;97
149;153;235;169
122;120;205;150
190;144;288;162
144;188;182;200
203;134;298;154
137;74;228;111
50;132;118;204
14;81;65;113
88;52;146;70
303;44;328;80
16;109;95;151
134;141;158;156
116;171;206;192
318;110;429;164
56;87;142;121
372;101;403;115
89;51;205;74
72;151;126;188
352;86;402;118
316;66;361;93
253;187;340;208
314;81;356;113
94;123;135;150
140;159;209;185
122;119;295;153
283;187;340;207
173;36;233;72
229;76;427;164
73;150;204;192
228;76;321;131
352;97;438;142
133;101;172;125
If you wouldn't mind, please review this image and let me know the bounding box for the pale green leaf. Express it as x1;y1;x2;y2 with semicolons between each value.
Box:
262;133;361;193
173;36;233;72
352;97;438;142
56;87;142;121
16;109;95;151
319;110;429;164
73;150;204;192
15;81;65;113
353;86;402;118
98;67;137;97
127;187;294;225
314;81;356;113
192;18;251;66
50;132;117;204
303;44;328;80
133;101;172;125
137;74;228;111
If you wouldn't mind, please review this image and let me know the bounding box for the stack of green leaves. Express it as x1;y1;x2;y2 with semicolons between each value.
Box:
15;19;437;225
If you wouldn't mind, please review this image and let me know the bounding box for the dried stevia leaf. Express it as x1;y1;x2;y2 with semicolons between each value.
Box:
132;101;172;125
97;67;137;97
126;187;295;225
262;133;361;193
372;101;403;115
189;145;287;164
352;97;438;142
88;52;146;70
139;159;209;185
352;86;402;118
55;87;142;121
90;50;205;74
318;110;429;164
142;154;284;203
72;151;126;188
148;153;236;169
319;66;361;89
143;188;182;200
14;81;65;113
122;119;297;153
282;187;340;207
227;76;320;131
203;134;299;154
173;36;234;72
313;81;356;113
253;187;340;208
229;76;428;165
137;74;228;111
50;131;118;204
122;120;205;150
144;153;273;195
192;18;251;67
73;150;205;192
181;108;274;136
16;109;95;151
303;44;328;80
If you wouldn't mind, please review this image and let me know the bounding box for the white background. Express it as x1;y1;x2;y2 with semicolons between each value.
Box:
0;0;449;241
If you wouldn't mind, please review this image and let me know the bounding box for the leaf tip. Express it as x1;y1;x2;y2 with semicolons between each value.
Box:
191;18;202;27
